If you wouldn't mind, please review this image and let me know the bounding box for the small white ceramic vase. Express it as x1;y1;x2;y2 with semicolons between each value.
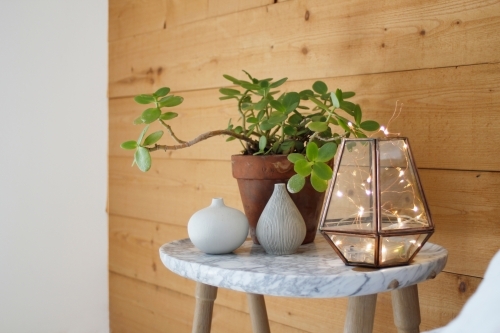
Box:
188;197;249;254
256;183;306;255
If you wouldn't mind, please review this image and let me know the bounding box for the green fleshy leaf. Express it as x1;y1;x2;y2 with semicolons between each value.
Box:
226;136;236;142
154;87;170;97
137;124;150;145
133;116;144;125
294;159;312;177
279;140;295;154
223;74;240;84
360;120;380;131
219;88;240;96
141;108;161;124
288;114;303;125
247;117;259;124
219;95;237;100
159;96;184;107
299;89;314;100
309;96;330;111
159;112;178;120
339;101;356;116
307;121;328;133
143;131;164;146
354;104;362;125
135;147;152;172
268;113;288;124
317;142;337;162
259;136;267;151
312;81;328;94
306;142;319;161
330;91;340;108
282;92;300;112
254;99;268;111
287;153;306;163
270;77;287;88
287;174;306;193
120;140;137;150
310;172;328;192
260;120;275;131
259;80;269;88
342;91;355;99
312;162;333;180
134;94;155;104
269;100;286;113
283;125;297;136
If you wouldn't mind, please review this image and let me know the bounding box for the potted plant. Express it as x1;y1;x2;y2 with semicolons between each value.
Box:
121;71;380;244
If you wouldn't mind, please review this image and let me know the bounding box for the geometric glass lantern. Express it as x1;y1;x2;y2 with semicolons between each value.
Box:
319;137;434;268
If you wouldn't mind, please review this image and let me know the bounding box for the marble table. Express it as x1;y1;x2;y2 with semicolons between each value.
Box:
160;237;447;333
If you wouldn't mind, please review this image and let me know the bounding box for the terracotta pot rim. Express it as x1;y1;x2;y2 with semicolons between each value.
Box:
231;154;295;180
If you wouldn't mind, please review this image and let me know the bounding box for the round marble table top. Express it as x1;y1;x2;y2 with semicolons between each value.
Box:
159;237;448;298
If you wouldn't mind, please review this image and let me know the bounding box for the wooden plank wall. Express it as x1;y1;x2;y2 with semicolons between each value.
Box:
108;0;500;332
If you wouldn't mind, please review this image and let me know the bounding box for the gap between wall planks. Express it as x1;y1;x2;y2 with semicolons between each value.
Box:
108;0;500;97
109;62;500;172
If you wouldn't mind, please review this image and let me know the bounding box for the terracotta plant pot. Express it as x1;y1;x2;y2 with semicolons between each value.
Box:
231;154;328;245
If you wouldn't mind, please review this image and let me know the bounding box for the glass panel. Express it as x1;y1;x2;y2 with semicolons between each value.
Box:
379;139;430;231
328;233;375;264
323;140;376;232
379;234;428;266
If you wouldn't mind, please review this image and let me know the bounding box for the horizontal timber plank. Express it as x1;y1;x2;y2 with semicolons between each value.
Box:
108;157;242;227
109;0;167;43
109;158;500;277
110;272;310;333
110;63;500;171
109;0;274;42
108;0;500;96
109;215;485;332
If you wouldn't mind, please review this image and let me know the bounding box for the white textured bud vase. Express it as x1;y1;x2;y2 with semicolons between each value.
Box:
188;198;249;254
256;184;306;255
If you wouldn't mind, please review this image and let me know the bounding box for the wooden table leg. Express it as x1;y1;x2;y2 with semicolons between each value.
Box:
391;285;421;333
192;282;218;333
247;293;271;333
344;294;378;333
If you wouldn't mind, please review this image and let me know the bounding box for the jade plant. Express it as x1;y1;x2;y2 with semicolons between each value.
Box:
121;71;380;193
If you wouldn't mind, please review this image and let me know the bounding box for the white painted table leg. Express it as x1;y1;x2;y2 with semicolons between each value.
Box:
192;282;218;333
344;293;378;333
247;293;271;333
391;285;421;333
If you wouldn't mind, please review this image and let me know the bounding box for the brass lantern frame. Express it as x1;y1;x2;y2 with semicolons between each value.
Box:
319;137;434;268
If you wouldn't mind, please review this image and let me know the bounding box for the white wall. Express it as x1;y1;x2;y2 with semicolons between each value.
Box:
0;1;108;332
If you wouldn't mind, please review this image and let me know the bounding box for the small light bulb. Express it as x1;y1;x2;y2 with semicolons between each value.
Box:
365;189;371;195
403;143;408;149
399;179;405;183
336;191;343;197
399;170;405;177
358;206;365;216
365;243;372;251
397;217;402;223
335;240;342;246
348;122;353;128
410;240;416;244
380;126;386;132
413;205;419;212
384;129;389;135
366;176;372;183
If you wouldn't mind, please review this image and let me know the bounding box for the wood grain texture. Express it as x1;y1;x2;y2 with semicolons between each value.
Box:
110;63;500;171
110;272;310;333
110;265;481;333
109;0;168;42
109;0;274;42
109;159;500;277
109;0;500;96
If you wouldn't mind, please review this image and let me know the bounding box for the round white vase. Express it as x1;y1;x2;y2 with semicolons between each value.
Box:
188;198;249;254
256;183;306;255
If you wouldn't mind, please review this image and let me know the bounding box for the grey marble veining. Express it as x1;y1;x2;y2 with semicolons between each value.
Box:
159;236;447;298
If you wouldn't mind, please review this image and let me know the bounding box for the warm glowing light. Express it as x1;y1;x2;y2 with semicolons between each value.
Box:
410;240;416;244
366;176;372;183
358;206;365;216
403;143;408;149
352;170;357;176
413;205;419;212
365;189;371;195
335;240;342;246
336;191;343;197
397;217;402;223
399;170;405;177
399;179;405;183
348;122;353;128
365;243;372;251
